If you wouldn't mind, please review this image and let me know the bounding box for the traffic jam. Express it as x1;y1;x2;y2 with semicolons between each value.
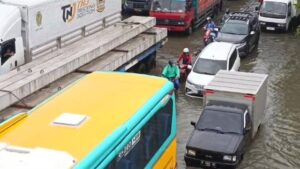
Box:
123;0;300;168
0;0;299;168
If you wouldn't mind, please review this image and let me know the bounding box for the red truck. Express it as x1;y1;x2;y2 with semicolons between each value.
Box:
150;0;223;35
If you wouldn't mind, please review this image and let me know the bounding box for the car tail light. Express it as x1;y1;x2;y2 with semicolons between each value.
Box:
244;94;256;101
204;89;215;96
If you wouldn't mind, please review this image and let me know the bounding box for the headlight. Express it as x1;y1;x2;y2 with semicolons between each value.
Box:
277;23;285;27
187;149;196;156
178;21;185;25
260;22;266;25
232;155;237;162
186;79;193;85
223;155;237;161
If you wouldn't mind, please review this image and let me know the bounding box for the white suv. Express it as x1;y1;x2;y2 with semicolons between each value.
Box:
185;42;240;97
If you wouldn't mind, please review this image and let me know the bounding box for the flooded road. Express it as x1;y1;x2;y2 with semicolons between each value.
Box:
153;0;300;168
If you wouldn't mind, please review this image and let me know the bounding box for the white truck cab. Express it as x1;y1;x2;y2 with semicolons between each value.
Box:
259;0;300;31
0;0;121;75
0;4;24;74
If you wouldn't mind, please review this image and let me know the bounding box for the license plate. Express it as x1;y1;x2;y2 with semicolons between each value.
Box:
202;161;216;167
266;27;275;30
134;9;142;12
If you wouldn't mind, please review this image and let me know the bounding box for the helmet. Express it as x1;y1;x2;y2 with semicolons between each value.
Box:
226;8;230;14
183;48;189;53
206;17;211;21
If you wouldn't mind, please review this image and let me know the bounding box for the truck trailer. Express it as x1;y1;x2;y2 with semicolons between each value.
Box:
185;70;268;168
0;0;121;75
150;0;223;35
259;0;300;31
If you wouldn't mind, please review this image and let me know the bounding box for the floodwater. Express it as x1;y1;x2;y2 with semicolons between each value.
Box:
152;0;300;168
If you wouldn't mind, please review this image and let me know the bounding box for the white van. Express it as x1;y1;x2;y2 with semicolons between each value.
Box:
259;0;300;32
185;42;240;97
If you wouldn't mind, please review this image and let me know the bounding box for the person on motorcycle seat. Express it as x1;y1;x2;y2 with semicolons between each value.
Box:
204;17;216;31
162;60;180;90
222;8;231;24
177;48;192;65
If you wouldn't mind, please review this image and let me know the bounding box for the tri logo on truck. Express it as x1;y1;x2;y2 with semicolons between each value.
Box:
62;3;77;23
62;0;105;23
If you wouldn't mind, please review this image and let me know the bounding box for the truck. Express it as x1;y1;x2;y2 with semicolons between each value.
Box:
123;0;153;14
0;0;121;75
149;0;223;35
184;70;268;168
259;0;300;32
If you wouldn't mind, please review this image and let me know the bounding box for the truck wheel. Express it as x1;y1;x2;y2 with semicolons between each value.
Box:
137;63;147;73
219;0;223;11
214;6;219;15
185;26;193;35
146;54;156;70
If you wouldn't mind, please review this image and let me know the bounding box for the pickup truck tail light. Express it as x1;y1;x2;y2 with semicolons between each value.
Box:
244;94;256;101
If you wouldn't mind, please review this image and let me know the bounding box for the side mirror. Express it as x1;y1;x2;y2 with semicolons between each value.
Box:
288;11;291;17
190;121;196;127
187;65;192;70
250;31;255;35
255;6;259;11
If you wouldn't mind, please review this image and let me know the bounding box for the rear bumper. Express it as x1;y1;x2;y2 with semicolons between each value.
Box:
184;155;239;169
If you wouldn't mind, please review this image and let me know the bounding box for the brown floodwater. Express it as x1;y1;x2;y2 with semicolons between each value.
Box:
152;0;300;168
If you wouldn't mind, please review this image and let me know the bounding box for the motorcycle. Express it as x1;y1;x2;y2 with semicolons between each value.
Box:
178;63;192;82
203;28;218;46
203;29;217;46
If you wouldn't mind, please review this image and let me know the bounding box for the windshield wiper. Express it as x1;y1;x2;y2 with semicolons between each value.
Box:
199;128;224;134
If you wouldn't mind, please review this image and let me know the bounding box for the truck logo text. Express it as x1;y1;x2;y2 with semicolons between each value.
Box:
62;4;77;23
62;0;101;23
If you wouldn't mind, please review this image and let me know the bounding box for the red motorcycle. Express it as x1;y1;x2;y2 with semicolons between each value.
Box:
178;63;191;82
203;28;218;46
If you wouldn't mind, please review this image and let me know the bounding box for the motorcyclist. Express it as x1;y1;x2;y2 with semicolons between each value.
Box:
204;17;216;31
221;8;231;24
177;48;192;66
203;17;217;44
162;60;180;90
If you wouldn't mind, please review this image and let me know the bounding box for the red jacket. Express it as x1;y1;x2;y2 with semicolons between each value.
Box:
177;53;192;65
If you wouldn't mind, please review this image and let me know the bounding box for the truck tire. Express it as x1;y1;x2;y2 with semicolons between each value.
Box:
185;26;193;35
219;0;223;11
145;54;156;70
136;63;147;73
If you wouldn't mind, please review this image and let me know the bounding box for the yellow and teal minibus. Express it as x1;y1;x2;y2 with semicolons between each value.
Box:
0;72;177;169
